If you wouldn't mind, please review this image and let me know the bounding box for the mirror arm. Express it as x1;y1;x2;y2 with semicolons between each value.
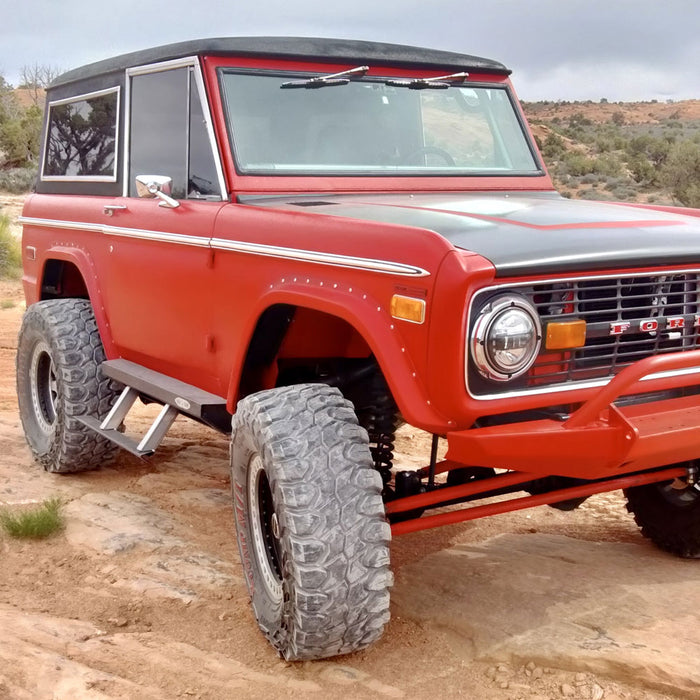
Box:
154;190;180;209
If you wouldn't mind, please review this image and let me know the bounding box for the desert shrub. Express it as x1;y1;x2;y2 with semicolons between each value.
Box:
626;134;671;168
0;166;36;193
628;155;656;185
604;176;624;188
557;154;595;177
661;141;700;207
0;214;21;277
541;132;566;159
557;152;623;178
661;141;700;208
594;134;616;153
580;173;603;185
595;154;624;177
579;189;614;201
626;134;653;157
0;498;64;539
608;185;638;201
569;112;593;128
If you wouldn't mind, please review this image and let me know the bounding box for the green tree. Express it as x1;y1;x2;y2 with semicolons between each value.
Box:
661;141;700;208
0;69;43;169
628;155;656;184
625;135;671;186
0;104;42;167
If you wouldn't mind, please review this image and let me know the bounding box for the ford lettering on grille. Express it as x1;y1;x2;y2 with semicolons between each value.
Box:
611;316;695;336
469;272;700;396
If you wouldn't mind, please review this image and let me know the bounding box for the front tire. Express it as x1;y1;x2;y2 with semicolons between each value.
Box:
16;299;121;473
231;383;392;660
625;468;700;558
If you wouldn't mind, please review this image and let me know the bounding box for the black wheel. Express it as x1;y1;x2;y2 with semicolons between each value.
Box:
230;383;392;660
16;299;121;473
625;468;700;558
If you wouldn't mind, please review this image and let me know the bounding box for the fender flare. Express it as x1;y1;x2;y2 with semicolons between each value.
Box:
36;246;116;357
226;280;449;430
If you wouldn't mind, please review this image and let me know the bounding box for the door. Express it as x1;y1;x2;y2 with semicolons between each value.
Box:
99;61;228;392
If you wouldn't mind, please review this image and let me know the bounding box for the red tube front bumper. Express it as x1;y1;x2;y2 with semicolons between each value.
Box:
447;350;700;480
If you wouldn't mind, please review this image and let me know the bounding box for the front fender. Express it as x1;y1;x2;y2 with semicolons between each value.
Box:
226;278;451;431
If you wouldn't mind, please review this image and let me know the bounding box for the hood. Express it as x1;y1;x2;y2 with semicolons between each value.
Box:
238;191;700;277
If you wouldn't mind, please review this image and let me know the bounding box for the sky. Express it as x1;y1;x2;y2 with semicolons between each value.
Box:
1;0;698;102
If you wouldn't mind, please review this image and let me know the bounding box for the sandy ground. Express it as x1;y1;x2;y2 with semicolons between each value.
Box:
1;202;699;699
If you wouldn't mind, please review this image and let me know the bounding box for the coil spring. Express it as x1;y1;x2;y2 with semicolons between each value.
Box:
360;374;397;488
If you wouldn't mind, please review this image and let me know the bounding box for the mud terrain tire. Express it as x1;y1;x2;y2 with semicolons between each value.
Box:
625;473;700;558
16;299;121;473
230;383;392;660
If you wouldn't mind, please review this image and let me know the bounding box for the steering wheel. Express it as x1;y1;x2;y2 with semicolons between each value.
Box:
402;146;456;166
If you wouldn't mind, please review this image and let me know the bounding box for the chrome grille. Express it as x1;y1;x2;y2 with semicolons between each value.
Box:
469;272;700;395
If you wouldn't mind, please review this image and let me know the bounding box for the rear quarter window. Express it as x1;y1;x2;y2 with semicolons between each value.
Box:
42;87;120;181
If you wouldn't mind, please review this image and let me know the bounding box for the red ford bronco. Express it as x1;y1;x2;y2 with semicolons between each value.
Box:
16;37;700;660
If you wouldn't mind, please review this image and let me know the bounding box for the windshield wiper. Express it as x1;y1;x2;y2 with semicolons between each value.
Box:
384;71;470;90
280;65;370;89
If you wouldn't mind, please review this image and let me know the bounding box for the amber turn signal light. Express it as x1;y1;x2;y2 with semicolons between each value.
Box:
390;295;426;324
545;320;587;350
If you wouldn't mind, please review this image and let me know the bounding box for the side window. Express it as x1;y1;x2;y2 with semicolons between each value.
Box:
129;68;188;197
42;88;119;180
128;66;221;199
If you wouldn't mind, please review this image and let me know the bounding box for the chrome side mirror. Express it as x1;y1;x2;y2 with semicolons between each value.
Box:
135;175;180;209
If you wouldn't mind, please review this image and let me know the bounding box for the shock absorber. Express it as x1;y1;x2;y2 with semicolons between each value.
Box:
356;372;397;493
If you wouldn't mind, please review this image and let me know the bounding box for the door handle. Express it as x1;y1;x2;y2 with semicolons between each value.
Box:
103;205;128;216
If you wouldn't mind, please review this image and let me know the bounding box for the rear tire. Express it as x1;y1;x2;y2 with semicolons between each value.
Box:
16;299;121;473
230;383;392;660
624;469;700;558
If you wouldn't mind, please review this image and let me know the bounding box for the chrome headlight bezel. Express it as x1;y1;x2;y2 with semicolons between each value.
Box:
470;294;542;382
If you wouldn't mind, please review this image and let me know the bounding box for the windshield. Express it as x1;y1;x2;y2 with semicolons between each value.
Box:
220;71;541;176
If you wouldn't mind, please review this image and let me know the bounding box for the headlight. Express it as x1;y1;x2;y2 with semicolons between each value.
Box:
471;294;542;382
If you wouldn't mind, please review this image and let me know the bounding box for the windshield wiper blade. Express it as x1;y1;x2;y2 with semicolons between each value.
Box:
280;65;370;89
384;71;470;90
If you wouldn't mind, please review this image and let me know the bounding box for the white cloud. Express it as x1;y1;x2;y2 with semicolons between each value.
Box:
0;0;698;100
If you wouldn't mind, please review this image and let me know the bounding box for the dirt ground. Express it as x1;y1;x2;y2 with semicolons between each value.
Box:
523;98;700;125
1;209;699;698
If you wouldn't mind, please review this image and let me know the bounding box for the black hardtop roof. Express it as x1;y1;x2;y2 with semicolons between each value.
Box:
51;36;511;88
